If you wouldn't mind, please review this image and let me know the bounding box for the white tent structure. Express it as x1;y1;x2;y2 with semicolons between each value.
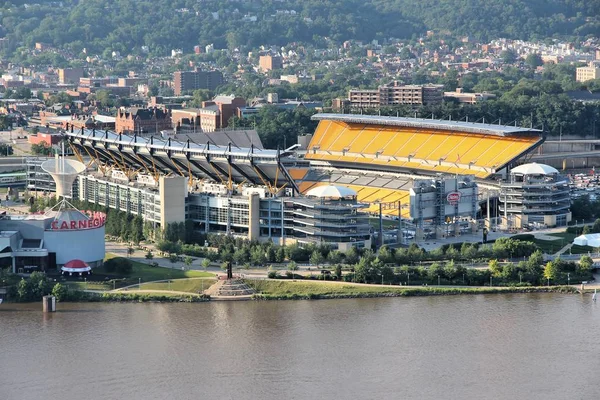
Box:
573;233;600;247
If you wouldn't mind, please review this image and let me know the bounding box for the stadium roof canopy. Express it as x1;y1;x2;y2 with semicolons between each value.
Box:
311;114;543;137
65;128;302;193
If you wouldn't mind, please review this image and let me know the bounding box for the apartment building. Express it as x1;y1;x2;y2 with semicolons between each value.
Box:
348;83;443;108
173;69;224;95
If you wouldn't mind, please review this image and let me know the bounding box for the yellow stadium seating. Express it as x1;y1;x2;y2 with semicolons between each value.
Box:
305;120;541;179
298;180;411;218
288;168;308;180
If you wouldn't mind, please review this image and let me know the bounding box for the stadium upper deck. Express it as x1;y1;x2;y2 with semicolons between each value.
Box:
65;126;302;193
305;114;544;179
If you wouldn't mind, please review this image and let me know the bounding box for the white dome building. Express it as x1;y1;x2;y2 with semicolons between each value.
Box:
499;163;571;228
306;184;357;199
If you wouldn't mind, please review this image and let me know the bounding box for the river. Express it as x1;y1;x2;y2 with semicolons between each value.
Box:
1;294;599;400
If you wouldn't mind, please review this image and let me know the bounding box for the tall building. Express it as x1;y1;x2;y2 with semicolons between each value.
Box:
173;69;223;95
58;68;84;85
259;55;283;72
576;63;600;82
115;107;172;134
171;95;246;132
348;83;443;108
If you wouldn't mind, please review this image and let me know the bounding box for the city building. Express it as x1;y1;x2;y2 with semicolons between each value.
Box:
348;83;444;108
58;68;84;85
76;173;371;249
171;95;246;132
576;63;600;82
115;107;172;134
499;163;571;228
444;88;496;104
0;206;106;273
259;55;283;72
173;69;224;95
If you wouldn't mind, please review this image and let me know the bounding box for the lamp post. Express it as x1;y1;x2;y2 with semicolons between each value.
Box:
567;272;570;285
490;276;493;287
437;274;440;286
519;273;522;285
139;278;141;290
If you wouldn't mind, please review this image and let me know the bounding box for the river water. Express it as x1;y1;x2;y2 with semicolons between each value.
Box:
1;294;599;400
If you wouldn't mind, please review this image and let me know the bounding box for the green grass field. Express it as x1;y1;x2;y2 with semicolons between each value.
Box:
525;231;594;255
64;281;113;291
138;278;217;293
245;279;577;299
99;253;214;281
247;280;416;296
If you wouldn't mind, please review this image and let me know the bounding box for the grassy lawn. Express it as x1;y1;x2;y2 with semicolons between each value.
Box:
247;279;409;296
138;278;217;293
64;281;113;291
523;230;594;255
99;253;213;281
245;279;577;299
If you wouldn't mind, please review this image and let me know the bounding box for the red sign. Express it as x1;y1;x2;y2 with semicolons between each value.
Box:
50;211;106;231
447;192;461;205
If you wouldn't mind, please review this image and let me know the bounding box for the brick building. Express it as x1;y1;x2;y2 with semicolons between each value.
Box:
259;55;283;72
115;108;172;134
58;68;84;85
348;82;444;108
173;69;223;95
171;95;246;132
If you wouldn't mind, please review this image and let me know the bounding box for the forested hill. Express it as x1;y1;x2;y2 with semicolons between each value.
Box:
378;0;600;41
0;0;598;56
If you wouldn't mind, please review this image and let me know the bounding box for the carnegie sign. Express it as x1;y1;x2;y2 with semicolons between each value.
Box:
49;211;106;231
446;191;462;205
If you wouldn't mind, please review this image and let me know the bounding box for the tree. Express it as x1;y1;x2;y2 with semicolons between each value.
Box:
31;143;53;156
250;247;267;266
500;49;517;64
287;261;298;271
51;283;68;301
169;254;179;265
145;250;154;260
428;262;443;282
345;246;359;265
183;256;193;270
582;225;591;235
525;53;543;69
309;250;324;266
327;250;342;265
275;247;286;263
334;264;342;280
543;261;559;284
578;255;593;275
127;247;134;258
201;258;211;271
489;259;503;278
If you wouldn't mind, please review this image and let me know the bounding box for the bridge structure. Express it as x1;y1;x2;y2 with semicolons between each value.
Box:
64;125;302;195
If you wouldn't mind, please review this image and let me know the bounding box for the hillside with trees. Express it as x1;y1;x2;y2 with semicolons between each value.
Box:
0;0;598;58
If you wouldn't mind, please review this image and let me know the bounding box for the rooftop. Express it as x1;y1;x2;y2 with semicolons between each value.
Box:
311;113;543;137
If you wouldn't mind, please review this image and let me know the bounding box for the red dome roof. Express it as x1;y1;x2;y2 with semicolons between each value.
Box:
64;259;89;269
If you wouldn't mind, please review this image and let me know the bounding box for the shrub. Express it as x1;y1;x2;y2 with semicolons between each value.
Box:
267;271;279;279
104;257;133;275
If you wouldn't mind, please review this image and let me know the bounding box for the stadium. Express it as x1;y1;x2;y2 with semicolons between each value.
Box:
47;113;554;248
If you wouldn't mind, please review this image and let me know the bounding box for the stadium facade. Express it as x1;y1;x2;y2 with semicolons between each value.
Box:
22;113;555;249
